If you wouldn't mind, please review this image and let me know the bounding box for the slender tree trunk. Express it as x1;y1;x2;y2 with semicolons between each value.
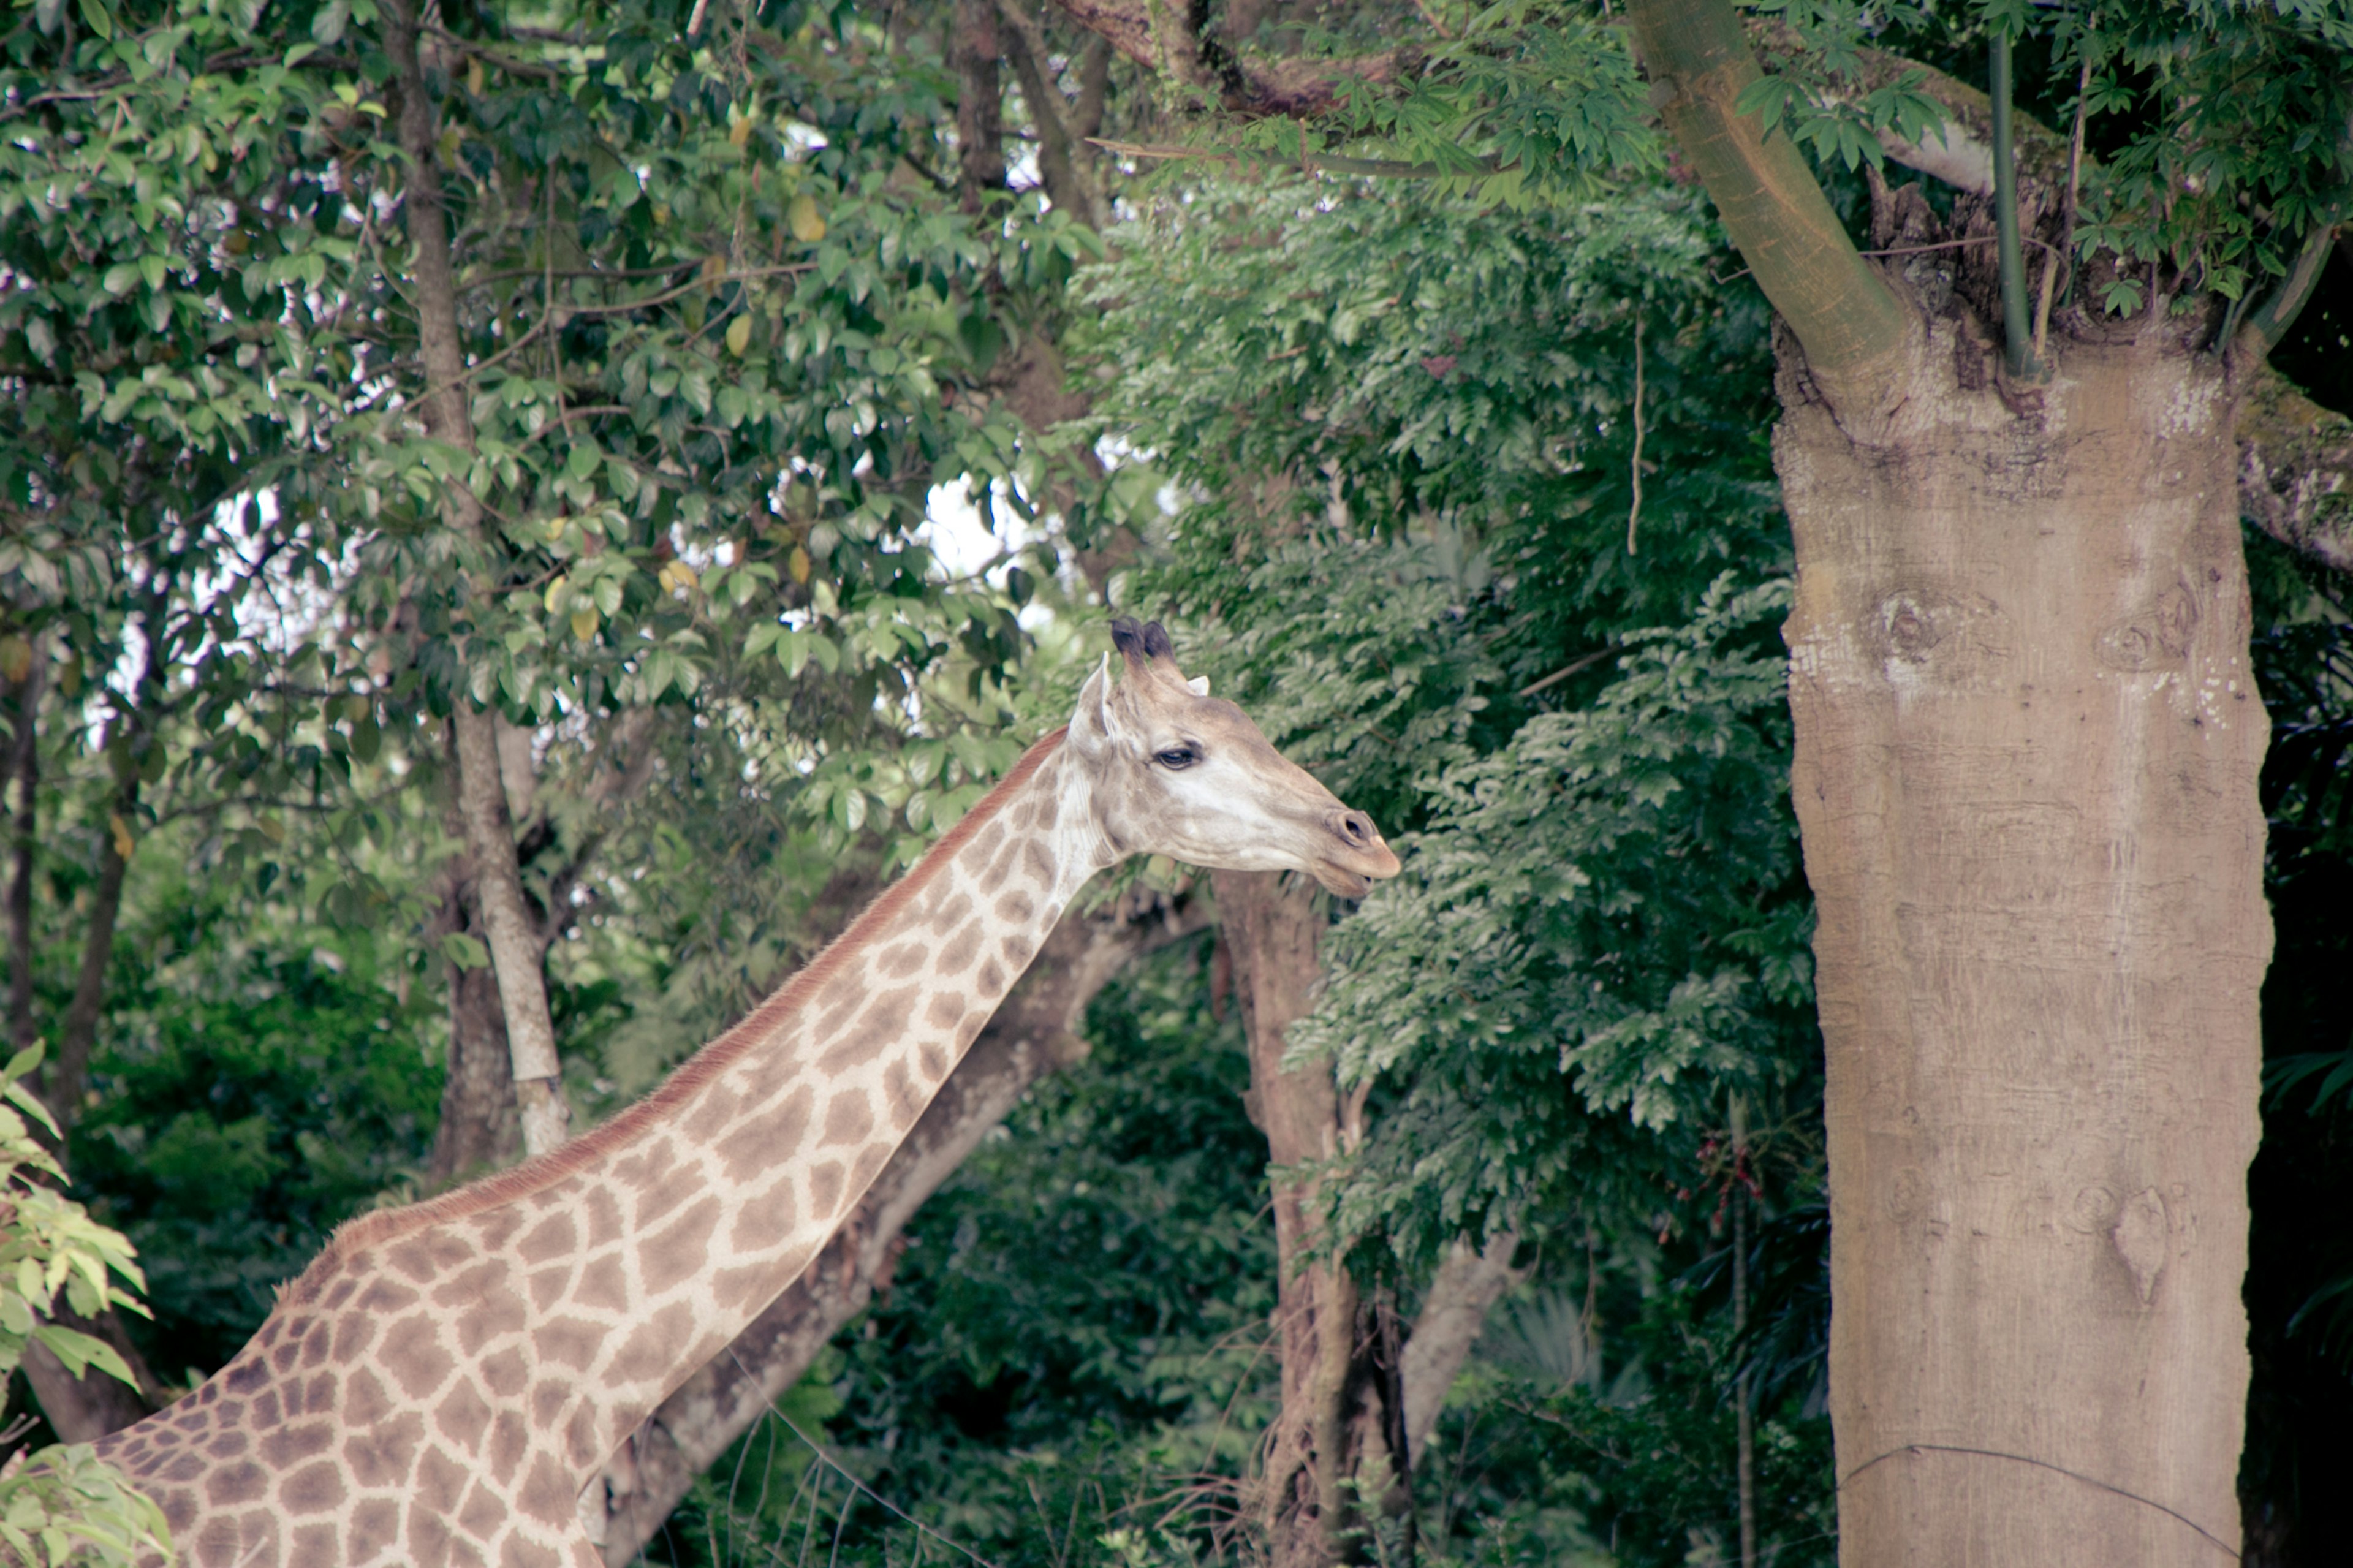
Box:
1782;319;2266;1565
1731;1098;1756;1568
1218;869;1406;1568
590;888;1213;1562
951;0;1007;206
387;0;570;1157
6;646;39;1061
20;678;169;1437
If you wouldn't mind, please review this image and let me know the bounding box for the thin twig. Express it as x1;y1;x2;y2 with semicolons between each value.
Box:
1517;647;1615;699
1626;316;1645;557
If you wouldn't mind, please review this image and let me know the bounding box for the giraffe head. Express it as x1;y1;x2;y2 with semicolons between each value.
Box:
1067;619;1401;897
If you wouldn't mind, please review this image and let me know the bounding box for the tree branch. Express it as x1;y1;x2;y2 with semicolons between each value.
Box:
1398;1230;1524;1466
1627;0;1908;379
998;0;1103;227
2238;362;2353;574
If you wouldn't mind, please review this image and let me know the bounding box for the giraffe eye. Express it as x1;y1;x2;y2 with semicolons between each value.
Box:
1154;747;1198;770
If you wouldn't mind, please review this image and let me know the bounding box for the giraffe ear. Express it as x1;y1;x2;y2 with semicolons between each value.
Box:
1186;675;1210;697
1070;652;1126;755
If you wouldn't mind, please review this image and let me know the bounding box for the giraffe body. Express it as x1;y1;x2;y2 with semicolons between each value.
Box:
92;624;1397;1566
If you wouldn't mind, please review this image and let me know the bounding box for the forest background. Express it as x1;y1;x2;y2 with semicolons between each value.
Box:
0;0;2348;1563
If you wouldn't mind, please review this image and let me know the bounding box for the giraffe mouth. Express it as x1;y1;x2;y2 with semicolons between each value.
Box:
1311;843;1400;899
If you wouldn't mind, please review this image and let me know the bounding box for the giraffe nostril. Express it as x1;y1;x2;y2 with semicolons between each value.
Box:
1336;812;1372;846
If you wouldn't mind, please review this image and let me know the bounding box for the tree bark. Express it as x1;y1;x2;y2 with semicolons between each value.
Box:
1780;312;2266;1564
387;0;571;1158
1216;869;1405;1568
589;886;1213;1562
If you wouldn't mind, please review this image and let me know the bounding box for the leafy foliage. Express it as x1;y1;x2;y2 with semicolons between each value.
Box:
0;1051;171;1567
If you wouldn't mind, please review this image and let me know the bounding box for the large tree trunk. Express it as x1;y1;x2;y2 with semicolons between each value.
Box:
1781;314;2267;1565
589;887;1213;1562
1217;869;1407;1568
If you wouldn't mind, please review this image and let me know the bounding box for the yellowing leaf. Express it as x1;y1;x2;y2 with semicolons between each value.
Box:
0;635;31;685
544;574;569;613
729;116;752;148
108;814;134;862
787;545;812;585
788;193;826;244
726;315;752;357
467;56;484;96
570;608;600;642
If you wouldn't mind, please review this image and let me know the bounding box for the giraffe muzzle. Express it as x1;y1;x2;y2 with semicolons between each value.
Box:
1313;809;1401;898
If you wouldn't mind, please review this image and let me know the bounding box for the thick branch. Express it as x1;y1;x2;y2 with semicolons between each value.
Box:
998;0;1102;227
591;887;1213;1563
1398;1231;1523;1466
1627;0;1906;379
2238;362;2353;573
1042;0;1404;115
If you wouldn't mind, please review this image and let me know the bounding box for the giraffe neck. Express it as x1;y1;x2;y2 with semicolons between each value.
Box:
94;730;1111;1565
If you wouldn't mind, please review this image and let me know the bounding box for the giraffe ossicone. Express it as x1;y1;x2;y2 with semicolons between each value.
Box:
94;619;1398;1568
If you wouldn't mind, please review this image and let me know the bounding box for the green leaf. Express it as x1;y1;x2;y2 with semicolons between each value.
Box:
439;932;491;971
77;0;113;39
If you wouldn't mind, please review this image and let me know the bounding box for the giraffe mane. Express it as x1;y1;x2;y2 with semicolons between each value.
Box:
280;725;1074;1309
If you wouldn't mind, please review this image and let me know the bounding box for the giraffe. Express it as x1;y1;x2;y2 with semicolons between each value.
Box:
91;619;1399;1568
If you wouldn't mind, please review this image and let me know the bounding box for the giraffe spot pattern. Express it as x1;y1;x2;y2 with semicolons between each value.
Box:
434;1378;493;1453
572;1252;631;1313
487;1409;529;1486
728;1180;798;1252
515;1213;575;1265
611;1301;695;1385
280;1458;346;1513
822;1088;875;1146
883;1061;922;1128
458;1479;504;1540
1000;934;1036;968
633;1159;703;1229
527;1264;573;1311
994;890;1035;925
927;890;974;936
875;940;926;979
640;1197;724;1294
479;1346;528;1399
257;1421;333;1468
414;1443;467;1513
926;990;967;1029
1023;838;1058;884
348;1496;399;1559
809;1161;844;1217
583;1183;624;1247
714;1082;813;1182
378;1314;455;1399
537;1316;605;1371
934;920;983;975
